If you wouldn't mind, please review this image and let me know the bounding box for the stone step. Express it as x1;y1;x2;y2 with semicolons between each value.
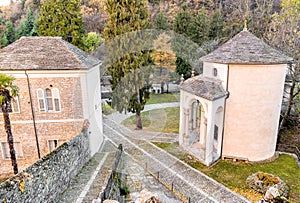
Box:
57;142;116;203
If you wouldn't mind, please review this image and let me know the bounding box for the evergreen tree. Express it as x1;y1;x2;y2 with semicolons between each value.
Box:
154;11;169;30
173;4;193;36
0;34;8;48
37;0;85;48
17;8;35;39
209;9;225;40
189;7;210;45
4;21;15;45
103;0;152;130
173;4;194;79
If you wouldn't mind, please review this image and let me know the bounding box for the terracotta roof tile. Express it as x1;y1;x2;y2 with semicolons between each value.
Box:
0;36;101;70
200;30;293;64
180;76;227;101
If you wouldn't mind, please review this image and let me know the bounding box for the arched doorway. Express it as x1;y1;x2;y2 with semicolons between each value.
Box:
190;100;201;145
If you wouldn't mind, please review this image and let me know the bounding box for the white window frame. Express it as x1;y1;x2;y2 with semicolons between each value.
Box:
37;88;46;112
47;139;65;152
45;88;54;111
1;142;24;160
52;88;61;112
37;88;61;112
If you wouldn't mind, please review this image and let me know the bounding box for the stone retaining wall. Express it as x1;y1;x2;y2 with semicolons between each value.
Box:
99;144;125;203
0;128;91;203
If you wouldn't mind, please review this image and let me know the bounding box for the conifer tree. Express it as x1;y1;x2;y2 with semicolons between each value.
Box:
4;21;15;45
154;11;169;30
173;4;194;79
17;8;35;39
103;0;152;130
37;0;85;48
190;7;210;45
209;9;225;40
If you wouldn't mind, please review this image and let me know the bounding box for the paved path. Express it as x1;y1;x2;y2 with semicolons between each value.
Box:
106;102;180;124
58;103;250;202
103;116;251;203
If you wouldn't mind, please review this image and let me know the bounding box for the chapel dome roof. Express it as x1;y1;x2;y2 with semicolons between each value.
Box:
200;29;293;64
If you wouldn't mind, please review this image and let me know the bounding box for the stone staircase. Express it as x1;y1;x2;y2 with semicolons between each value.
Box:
57;142;117;203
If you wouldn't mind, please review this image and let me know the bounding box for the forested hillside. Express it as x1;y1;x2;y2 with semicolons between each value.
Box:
0;0;283;39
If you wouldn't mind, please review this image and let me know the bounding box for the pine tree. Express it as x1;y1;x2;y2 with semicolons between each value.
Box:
4;21;15;45
0;34;8;48
154;11;169;30
189;7;210;45
173;4;193;36
209;9;225;40
17;8;35;39
173;4;194;79
103;0;152;130
37;0;85;48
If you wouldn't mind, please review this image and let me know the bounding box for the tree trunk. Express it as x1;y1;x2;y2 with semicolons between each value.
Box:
2;109;18;174
135;110;143;130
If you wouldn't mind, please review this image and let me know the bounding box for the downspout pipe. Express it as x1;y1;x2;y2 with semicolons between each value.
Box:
25;70;41;159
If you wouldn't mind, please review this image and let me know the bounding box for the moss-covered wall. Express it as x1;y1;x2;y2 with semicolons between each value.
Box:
0;128;90;203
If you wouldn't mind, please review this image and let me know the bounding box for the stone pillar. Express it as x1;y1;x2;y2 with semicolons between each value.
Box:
205;103;215;166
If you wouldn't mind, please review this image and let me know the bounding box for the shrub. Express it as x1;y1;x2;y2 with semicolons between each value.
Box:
246;172;289;197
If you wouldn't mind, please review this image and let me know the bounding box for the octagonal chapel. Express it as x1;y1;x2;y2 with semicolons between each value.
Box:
179;28;293;166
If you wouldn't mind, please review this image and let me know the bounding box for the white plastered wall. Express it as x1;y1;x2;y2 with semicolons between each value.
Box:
222;64;286;161
80;65;103;156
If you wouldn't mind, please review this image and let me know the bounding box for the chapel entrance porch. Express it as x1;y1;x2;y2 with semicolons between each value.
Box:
179;76;227;166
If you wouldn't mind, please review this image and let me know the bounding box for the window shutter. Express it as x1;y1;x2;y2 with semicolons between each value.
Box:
37;89;46;112
52;88;61;112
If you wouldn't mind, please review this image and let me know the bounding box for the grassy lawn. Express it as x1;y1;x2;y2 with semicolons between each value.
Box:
102;103;115;115
122;107;179;133
146;93;180;105
153;142;300;203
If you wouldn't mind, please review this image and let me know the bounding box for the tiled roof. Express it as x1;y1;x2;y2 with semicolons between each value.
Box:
200;29;293;64
0;36;101;70
180;76;227;101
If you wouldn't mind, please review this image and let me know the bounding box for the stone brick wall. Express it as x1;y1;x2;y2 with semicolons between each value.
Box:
0;72;84;173
0;128;91;203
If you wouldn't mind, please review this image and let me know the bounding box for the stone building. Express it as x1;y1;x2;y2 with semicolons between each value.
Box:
0;37;103;173
179;28;292;166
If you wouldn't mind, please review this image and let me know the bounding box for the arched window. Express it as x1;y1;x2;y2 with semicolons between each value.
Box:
191;100;200;130
45;88;53;111
37;88;61;112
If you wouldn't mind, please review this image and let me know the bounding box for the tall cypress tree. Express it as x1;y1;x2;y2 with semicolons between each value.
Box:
37;0;85;48
103;0;152;130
